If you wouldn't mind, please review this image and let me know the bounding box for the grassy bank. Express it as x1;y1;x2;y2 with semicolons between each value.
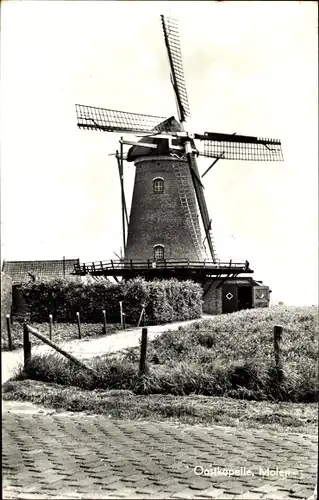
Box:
1;322;121;351
122;305;318;367
8;306;318;403
3;379;318;434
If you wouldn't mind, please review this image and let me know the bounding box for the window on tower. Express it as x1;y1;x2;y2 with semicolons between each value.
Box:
154;245;164;260
153;177;164;193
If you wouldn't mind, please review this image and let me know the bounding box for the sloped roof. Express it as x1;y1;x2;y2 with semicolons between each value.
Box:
2;259;80;285
127;116;184;162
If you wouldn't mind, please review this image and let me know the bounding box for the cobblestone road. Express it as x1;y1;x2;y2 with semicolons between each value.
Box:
2;400;317;500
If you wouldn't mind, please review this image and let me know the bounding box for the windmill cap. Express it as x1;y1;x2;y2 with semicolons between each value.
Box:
127;116;183;162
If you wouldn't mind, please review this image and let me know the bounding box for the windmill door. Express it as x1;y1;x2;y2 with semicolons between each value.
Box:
252;286;270;308
222;284;238;314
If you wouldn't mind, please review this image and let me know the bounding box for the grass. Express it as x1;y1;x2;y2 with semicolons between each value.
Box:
12;351;318;403
123;305;318;367
1;321;122;351
3;379;318;434
5;306;318;404
3;303;317;498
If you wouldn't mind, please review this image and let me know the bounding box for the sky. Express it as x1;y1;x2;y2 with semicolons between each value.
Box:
1;0;318;305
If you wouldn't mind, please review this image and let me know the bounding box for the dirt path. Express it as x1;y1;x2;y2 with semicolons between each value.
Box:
1;316;210;384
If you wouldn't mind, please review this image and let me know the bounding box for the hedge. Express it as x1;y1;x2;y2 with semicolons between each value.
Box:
20;277;203;325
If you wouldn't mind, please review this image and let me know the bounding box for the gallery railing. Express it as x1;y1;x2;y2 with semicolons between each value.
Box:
73;259;251;275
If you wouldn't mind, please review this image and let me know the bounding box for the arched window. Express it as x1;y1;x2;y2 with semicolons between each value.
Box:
153;177;164;193
154;245;164;260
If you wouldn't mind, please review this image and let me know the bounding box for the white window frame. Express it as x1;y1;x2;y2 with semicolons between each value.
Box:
153;177;164;194
154;244;165;260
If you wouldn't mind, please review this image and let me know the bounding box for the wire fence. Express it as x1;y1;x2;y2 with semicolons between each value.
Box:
17;321;287;384
4;316;291;364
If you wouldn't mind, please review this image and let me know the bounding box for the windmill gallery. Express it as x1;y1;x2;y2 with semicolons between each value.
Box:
73;14;284;315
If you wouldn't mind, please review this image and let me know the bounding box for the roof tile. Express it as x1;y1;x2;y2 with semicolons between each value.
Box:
2;259;79;284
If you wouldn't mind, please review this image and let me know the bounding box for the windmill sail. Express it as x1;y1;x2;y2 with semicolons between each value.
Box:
187;150;218;262
76;104;170;135
197;132;284;161
161;15;191;122
161;15;217;261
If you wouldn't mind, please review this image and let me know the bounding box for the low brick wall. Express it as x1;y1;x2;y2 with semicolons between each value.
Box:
1;272;12;331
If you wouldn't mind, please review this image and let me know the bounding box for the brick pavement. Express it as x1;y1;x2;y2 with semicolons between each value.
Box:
2;400;317;500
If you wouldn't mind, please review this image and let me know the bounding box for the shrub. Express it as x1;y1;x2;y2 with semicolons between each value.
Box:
20;277;203;325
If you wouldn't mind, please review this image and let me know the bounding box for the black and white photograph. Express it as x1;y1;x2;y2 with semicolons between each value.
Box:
1;1;318;499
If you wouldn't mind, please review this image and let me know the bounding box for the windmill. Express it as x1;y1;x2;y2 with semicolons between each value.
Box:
74;15;283;312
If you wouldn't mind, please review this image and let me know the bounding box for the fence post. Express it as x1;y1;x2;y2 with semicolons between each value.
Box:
102;309;107;335
6;314;12;351
23;322;31;369
139;327;148;374
122;301;126;330
49;314;53;341
119;301;123;327
274;325;283;369
137;304;145;328
76;312;81;339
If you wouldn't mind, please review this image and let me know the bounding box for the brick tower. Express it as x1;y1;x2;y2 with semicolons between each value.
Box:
124;116;207;263
124;151;206;262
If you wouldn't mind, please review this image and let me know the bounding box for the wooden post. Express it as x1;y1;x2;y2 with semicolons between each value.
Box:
139;327;148;374
274;325;283;368
6;314;12;351
122;305;126;330
76;312;81;339
121;301;127;330
23;322;31;369
119;301;123;327
137;304;145;328
102;309;107;335
49;314;53;341
25;324;97;374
